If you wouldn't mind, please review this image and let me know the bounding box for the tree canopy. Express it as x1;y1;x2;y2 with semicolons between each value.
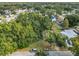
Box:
0;12;53;55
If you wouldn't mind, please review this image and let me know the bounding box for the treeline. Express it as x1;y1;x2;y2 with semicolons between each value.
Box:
0;2;78;15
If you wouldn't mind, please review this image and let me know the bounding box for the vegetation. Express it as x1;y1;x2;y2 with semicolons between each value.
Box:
36;49;47;56
0;2;79;56
55;33;67;47
43;30;56;44
66;15;79;27
71;36;79;56
63;18;69;29
43;29;67;48
0;12;53;55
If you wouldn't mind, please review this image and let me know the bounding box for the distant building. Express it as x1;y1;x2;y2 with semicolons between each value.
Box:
4;10;11;15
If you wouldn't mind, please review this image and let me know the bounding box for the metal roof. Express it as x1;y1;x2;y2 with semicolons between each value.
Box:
61;29;77;39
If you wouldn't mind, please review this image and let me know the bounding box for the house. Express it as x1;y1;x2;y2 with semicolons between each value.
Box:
4;10;11;15
56;14;65;25
61;29;77;39
61;29;78;47
47;51;73;56
15;9;25;14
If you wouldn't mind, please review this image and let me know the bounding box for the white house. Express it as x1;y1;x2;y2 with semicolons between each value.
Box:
61;29;77;39
61;29;78;47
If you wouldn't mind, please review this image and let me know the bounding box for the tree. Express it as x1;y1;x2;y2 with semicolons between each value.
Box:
43;30;56;44
71;36;79;56
64;7;73;12
0;12;53;55
0;34;17;55
63;18;69;29
66;15;79;27
55;33;67;47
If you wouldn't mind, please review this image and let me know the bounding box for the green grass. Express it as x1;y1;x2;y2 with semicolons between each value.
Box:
28;40;50;51
17;40;68;52
17;40;50;51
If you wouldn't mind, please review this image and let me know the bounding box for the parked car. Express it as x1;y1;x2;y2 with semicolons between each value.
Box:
31;48;37;52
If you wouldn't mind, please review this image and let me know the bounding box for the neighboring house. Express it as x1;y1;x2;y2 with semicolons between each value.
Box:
47;51;73;56
4;10;11;15
61;29;78;47
56;14;65;24
62;9;77;16
15;9;26;14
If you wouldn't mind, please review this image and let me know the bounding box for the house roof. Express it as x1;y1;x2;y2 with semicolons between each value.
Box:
47;51;73;56
61;29;77;39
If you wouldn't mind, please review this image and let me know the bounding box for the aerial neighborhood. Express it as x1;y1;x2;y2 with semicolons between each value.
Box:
0;3;79;56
